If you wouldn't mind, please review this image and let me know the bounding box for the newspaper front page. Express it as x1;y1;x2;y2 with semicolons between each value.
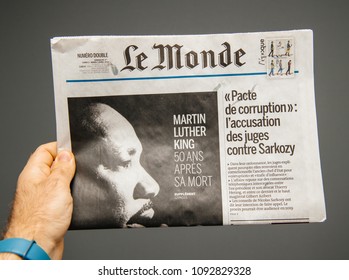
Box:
51;30;326;229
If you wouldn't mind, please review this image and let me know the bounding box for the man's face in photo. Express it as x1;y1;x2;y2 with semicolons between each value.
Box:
73;103;160;228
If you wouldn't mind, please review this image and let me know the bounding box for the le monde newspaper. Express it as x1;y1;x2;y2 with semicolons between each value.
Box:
51;30;326;229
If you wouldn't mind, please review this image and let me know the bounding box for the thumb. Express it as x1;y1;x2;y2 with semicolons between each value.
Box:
50;150;76;187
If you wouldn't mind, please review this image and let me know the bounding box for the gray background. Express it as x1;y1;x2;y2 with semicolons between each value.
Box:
0;0;347;259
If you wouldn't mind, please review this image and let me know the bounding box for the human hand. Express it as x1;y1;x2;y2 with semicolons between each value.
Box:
1;142;75;260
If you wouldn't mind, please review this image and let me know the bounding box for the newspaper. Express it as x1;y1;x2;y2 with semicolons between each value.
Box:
51;30;326;229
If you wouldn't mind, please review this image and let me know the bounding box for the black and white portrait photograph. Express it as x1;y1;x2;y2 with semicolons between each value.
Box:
68;92;222;229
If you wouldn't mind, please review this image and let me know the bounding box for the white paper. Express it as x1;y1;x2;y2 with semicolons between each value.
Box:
51;30;326;229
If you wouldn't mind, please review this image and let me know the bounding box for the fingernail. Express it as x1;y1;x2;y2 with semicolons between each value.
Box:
57;151;72;162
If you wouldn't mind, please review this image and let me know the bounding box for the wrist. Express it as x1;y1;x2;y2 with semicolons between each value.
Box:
4;226;56;259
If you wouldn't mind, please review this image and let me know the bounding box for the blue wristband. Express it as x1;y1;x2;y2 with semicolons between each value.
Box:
0;238;51;260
